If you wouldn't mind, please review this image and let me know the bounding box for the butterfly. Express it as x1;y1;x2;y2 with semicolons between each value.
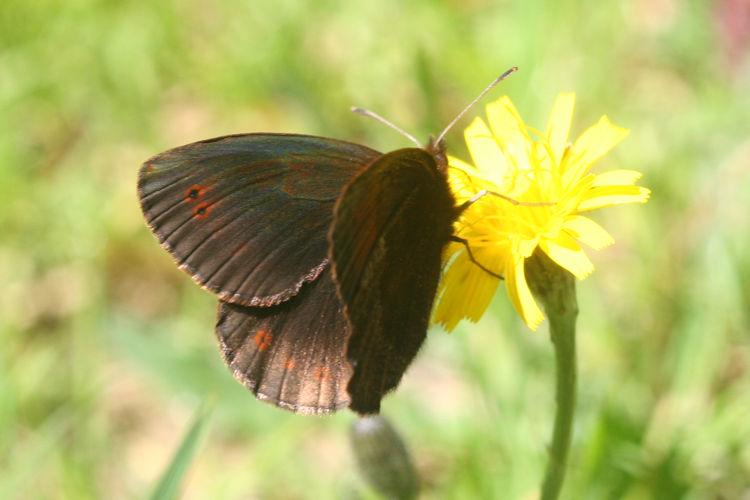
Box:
137;68;516;415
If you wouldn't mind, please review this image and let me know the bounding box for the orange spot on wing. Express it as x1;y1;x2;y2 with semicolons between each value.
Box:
283;358;296;370
194;202;211;218
315;367;330;382
185;184;205;202
253;330;273;351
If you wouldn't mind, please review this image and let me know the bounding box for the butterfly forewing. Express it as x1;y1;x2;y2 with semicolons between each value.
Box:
138;134;380;306
216;267;352;414
330;148;457;414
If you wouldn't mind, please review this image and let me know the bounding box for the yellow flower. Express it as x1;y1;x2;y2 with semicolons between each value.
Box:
433;93;650;331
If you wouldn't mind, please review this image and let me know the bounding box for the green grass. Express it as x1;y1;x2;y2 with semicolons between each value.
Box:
2;0;749;498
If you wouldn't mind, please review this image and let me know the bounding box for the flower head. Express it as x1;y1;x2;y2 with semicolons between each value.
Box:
433;93;650;331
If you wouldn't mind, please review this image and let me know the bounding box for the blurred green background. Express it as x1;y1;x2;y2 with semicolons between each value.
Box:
2;0;749;498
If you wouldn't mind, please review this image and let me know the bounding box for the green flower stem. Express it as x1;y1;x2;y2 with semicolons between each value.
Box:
526;250;579;500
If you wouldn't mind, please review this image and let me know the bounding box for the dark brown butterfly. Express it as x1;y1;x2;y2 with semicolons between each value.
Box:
137;68;516;415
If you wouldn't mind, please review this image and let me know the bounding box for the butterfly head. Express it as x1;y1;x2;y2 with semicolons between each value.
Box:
425;135;448;173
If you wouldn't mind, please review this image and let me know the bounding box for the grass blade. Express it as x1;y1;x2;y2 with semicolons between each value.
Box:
149;403;213;500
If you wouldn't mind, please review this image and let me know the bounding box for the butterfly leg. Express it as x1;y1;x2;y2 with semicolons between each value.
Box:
448;235;503;280
457;189;553;213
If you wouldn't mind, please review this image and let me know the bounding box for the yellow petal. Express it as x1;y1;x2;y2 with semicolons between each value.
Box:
440;239;464;263
592;169;643;186
505;257;545;330
447;155;477;173
432;250;501;331
564;116;629;183
560;174;596;213
563;215;614;250
432;269;466;332
545;93;575;164
577;185;651;211
485;97;532;172
447;158;508;198
540;235;594;279
486;96;524;134
447;158;485;202
517;236;540;259
464;117;508;179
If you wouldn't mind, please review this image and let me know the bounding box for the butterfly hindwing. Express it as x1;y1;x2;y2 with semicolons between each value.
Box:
138;133;380;306
215;266;352;415
330;148;457;414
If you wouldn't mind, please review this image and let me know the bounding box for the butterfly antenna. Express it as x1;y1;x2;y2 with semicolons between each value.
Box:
434;67;517;145
351;107;423;148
